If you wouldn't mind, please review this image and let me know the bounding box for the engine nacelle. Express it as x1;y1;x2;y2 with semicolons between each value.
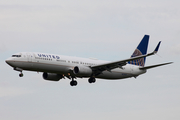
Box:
73;66;92;77
43;72;63;81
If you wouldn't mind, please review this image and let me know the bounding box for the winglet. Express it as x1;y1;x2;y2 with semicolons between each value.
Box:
154;41;161;54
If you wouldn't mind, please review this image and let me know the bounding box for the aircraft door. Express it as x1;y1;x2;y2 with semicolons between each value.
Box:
26;53;32;62
26;53;33;68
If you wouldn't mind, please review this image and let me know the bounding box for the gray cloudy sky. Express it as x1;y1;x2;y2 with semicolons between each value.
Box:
0;0;180;120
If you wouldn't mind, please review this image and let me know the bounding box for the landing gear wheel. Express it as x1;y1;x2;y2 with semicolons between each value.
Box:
88;77;96;83
19;73;23;77
70;80;77;86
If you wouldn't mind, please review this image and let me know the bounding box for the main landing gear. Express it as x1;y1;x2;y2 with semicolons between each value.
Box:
70;78;77;86
70;77;96;86
88;77;96;83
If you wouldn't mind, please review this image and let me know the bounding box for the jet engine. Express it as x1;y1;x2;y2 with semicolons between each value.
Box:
73;66;92;77
43;72;63;81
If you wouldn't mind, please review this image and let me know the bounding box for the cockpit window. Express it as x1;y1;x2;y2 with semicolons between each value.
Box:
12;55;21;57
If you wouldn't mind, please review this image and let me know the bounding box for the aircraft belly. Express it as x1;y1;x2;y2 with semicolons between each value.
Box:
19;61;71;74
9;61;32;70
96;70;133;79
32;62;71;74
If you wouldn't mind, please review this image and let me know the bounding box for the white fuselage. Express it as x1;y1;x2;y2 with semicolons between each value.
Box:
6;52;146;80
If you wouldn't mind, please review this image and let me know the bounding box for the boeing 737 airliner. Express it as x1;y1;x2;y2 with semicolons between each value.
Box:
6;35;172;86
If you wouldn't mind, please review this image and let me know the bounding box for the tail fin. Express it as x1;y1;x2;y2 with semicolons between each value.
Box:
128;35;149;67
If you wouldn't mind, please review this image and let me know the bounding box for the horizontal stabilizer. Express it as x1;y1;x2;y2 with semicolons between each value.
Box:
139;62;173;70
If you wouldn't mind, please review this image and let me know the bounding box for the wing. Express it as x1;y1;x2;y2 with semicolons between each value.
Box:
91;51;155;72
91;42;161;74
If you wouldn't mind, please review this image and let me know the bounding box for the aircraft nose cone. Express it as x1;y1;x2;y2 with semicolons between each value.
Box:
5;58;14;66
5;60;8;63
5;59;11;65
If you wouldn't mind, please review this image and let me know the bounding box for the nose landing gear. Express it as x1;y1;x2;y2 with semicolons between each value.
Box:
19;72;23;77
13;67;23;77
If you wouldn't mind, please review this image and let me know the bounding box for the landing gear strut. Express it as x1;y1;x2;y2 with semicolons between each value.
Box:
70;78;77;86
19;72;23;77
88;77;96;83
14;67;23;77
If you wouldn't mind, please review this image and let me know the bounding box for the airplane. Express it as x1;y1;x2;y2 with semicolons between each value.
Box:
5;35;173;86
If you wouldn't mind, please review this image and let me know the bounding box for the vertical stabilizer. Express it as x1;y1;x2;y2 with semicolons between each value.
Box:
128;35;149;67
